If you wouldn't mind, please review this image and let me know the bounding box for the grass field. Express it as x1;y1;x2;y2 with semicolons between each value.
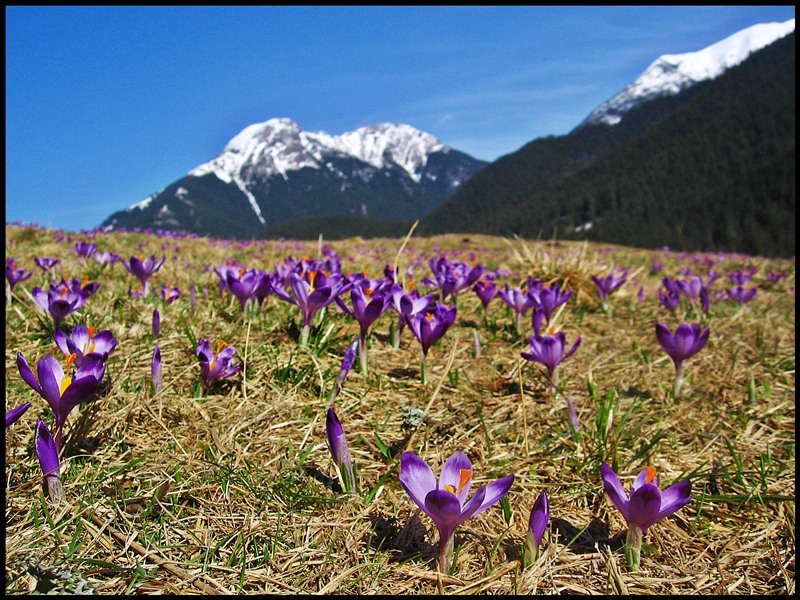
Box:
4;223;795;594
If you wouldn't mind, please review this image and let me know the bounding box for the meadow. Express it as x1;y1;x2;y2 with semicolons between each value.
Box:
4;223;795;595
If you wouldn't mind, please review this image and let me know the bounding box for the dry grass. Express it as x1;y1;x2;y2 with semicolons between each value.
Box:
4;224;795;595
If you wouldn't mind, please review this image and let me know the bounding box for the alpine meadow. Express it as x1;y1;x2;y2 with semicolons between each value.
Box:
4;223;795;594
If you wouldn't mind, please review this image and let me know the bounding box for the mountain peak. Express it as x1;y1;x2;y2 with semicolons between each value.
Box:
579;18;795;127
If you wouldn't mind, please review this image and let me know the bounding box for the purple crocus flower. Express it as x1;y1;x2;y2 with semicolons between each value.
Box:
404;302;457;384
675;275;711;313
54;324;117;367
216;264;265;311
288;270;348;346
537;282;572;325
523;491;549;567
399;451;514;573
600;462;692;569
35;417;63;503
158;285;182;304
325;407;356;494
121;254;165;296
726;285;757;305
16;352;106;450
655;322;710;397
658;289;681;312
521;329;581;394
5;401;31;428
34;256;61;273
6;257;33;290
74;240;98;259
31;277;99;327
472;277;498;323
196;338;242;390
591;267;629;310
498;284;538;333
349;278;392;376
93;250;120;265
389;283;435;349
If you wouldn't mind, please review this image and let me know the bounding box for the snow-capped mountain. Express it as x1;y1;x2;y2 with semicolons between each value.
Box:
580;18;795;127
103;119;487;238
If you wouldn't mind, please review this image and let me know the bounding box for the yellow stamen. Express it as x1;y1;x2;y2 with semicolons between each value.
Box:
60;353;77;395
646;465;658;484
216;340;228;354
443;469;473;497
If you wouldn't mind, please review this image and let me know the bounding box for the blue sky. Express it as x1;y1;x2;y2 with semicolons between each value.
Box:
5;5;795;232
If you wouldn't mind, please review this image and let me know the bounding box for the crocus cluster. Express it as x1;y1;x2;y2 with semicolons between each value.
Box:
32;277;100;327
424;256;486;304
16;349;108;502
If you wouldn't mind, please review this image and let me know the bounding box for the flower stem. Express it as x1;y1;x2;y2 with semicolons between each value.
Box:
673;362;686;397
624;523;643;570
438;534;454;574
420;351;427;385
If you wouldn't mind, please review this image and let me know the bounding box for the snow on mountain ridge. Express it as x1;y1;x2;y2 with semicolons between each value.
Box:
189;118;447;187
581;18;795;126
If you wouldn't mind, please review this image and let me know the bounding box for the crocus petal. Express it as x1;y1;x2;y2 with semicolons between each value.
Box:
656;479;692;522
528;491;549;549
6;402;31;428
467;474;515;518
37;355;65;408
35;417;60;477
398;452;438;511
53;328;71;355
628;483;662;531
59;374;103;411
600;462;630;523
16;353;43;395
439;452;473;503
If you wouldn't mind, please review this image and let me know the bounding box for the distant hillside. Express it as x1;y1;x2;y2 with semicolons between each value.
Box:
418;33;795;258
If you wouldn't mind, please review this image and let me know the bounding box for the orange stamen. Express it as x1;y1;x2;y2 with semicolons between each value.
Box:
308;270;318;291
457;469;473;494
646;465;658;484
216;340;228;354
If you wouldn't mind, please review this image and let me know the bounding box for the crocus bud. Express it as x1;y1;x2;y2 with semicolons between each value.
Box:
35;417;62;503
523;491;549;567
329;337;359;405
152;344;163;394
325;407;356;494
152;308;161;339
